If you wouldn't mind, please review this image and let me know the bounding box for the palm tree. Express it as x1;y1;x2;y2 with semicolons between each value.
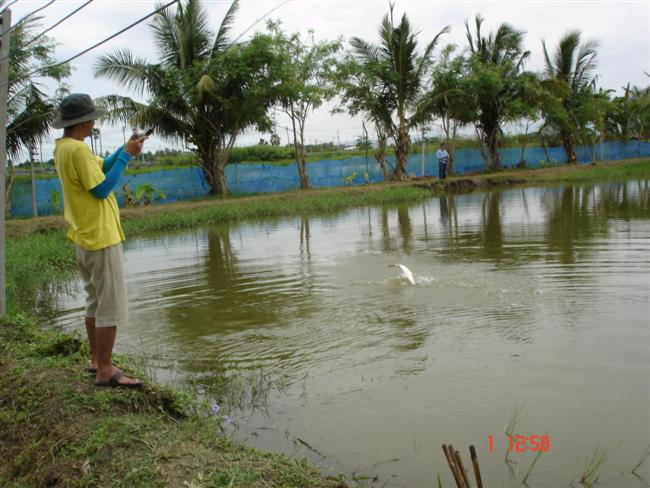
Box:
95;0;284;196
541;30;599;163
349;5;449;179
6;17;70;212
335;54;394;179
465;15;531;170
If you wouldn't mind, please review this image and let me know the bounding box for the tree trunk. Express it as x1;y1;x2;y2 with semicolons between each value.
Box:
541;137;551;164
562;132;578;163
297;151;310;189
487;127;501;170
374;126;390;180
445;117;457;175
449;123;457;175
213;159;228;196
291;104;310;189
200;146;228;196
393;122;410;180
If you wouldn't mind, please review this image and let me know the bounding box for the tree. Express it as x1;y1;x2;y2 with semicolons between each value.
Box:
347;5;449;179
268;22;341;189
95;0;285;196
6;16;70;212
606;81;650;142
464;15;532;170
540;30;600;163
334;54;393;180
423;45;474;173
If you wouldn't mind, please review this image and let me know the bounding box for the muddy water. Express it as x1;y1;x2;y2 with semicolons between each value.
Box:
51;181;650;487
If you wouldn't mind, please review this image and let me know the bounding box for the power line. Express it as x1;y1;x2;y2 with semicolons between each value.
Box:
2;0;179;88
0;0;20;13
5;0;55;36
0;0;93;63
230;0;289;46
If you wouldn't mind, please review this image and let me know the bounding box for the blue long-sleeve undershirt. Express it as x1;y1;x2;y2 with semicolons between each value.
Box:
90;148;132;199
102;146;125;173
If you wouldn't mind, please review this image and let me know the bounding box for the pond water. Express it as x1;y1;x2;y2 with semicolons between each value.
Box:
50;181;650;487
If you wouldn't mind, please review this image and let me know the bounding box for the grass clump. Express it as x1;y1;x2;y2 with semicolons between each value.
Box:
0;315;348;488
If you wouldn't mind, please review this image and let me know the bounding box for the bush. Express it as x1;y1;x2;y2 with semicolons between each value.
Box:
229;145;295;163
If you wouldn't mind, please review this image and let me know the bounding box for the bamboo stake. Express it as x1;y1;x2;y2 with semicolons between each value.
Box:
454;449;472;488
442;444;466;488
450;444;467;488
469;445;483;488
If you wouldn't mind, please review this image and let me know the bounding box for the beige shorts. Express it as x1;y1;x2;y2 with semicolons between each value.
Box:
75;242;128;328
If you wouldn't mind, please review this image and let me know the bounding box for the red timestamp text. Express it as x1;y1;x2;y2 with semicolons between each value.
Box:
488;434;551;452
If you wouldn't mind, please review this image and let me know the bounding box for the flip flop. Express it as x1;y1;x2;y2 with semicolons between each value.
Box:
95;370;142;388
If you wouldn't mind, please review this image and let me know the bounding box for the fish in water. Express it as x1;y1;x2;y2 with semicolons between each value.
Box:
389;263;416;285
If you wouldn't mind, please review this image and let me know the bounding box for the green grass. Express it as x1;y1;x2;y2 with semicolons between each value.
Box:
521;159;650;183
6;230;77;315
0;316;348;487
121;187;430;235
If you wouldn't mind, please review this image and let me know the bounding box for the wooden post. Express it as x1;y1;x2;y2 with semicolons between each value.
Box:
29;142;37;217
0;8;12;316
442;444;466;488
469;445;483;488
421;127;425;177
453;449;472;488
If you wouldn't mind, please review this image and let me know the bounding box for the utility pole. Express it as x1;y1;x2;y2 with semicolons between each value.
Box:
0;8;12;316
29;142;37;217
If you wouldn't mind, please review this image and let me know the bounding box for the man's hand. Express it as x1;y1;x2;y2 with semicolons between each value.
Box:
123;134;147;157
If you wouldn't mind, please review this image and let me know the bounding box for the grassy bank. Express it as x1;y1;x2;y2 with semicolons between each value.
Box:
0;316;347;487
3;157;649;486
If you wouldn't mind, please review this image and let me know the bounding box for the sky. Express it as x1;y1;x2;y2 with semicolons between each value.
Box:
7;0;650;160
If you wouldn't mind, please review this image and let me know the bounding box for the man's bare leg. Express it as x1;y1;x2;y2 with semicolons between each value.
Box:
86;316;97;370
95;326;141;385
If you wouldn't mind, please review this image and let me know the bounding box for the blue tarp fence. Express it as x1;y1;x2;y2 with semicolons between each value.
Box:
11;140;650;217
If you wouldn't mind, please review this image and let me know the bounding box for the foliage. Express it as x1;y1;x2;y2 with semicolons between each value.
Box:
5;16;70;213
343;5;449;179
50;188;61;214
605;81;650;142
229;144;295;163
539;30;602;162
120;183;166;206
463;15;534;170
135;183;166;205
422;44;474;171
267;21;341;189
95;0;285;196
6;17;70;160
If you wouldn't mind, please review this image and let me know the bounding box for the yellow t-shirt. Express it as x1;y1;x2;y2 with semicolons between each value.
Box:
54;137;125;251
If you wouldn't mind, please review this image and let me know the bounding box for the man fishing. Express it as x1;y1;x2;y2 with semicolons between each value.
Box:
53;93;146;388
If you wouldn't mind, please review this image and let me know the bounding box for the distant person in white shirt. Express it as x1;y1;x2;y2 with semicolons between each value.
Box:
436;142;449;180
